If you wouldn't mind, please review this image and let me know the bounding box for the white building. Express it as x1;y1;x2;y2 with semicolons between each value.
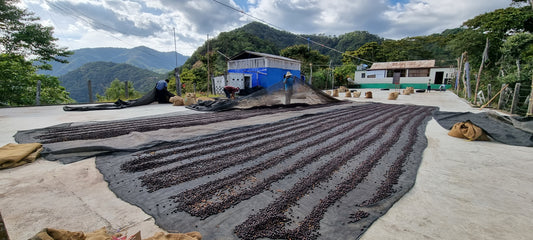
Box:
353;60;455;89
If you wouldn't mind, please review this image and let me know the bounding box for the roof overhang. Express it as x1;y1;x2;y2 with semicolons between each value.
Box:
229;50;300;63
369;60;436;70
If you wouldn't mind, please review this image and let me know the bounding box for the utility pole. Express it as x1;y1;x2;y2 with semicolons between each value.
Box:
173;28;178;67
173;28;181;96
309;63;313;85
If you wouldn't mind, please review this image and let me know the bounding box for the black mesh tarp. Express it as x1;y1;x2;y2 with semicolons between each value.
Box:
63;88;163;111
433;111;533;147
186;77;339;112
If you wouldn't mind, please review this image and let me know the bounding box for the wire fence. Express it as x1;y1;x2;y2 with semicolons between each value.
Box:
475;80;533;117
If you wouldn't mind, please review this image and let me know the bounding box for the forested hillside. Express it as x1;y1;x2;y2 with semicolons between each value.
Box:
60;62;164;103
181;21;384;73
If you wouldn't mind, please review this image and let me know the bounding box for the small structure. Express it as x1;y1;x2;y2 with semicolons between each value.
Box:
353;60;455;89
213;51;301;94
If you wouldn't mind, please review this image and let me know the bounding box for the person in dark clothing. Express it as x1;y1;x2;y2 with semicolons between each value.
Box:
223;86;240;99
155;79;174;103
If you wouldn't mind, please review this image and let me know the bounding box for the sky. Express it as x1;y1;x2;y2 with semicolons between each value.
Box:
19;0;514;56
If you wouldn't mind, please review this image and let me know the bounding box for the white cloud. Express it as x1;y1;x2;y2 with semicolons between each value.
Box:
19;0;512;56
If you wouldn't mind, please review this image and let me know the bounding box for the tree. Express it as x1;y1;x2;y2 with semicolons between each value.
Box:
0;53;72;105
511;0;533;10
1;0;72;68
334;64;358;87
463;6;533;42
500;32;533;83
1;0;73;106
343;42;383;64
311;68;333;90
96;78;141;102
280;44;330;82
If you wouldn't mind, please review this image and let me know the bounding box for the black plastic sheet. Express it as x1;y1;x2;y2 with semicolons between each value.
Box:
433;111;533;147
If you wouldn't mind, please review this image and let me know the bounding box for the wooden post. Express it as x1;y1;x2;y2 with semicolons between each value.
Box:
526;76;533;117
124;81;129;99
497;83;507;110
455;57;461;91
474;37;489;105
88;79;93;103
465;61;471;99
487;84;492;101
35;80;41;105
510;83;521;114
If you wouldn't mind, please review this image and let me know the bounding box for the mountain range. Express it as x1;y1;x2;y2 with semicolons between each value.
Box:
59;62;165;103
42;46;188;77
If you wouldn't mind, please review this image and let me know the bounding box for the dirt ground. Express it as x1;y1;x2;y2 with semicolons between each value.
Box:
1;90;532;239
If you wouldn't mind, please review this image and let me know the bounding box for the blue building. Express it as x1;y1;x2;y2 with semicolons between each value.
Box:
226;51;301;89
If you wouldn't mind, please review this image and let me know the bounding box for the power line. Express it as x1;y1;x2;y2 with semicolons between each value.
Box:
43;0;175;59
210;0;374;63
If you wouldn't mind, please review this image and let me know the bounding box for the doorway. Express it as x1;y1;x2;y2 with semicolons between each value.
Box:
434;71;444;84
244;76;251;89
393;72;401;85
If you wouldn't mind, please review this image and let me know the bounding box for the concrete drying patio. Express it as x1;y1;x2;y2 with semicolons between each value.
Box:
1;90;532;239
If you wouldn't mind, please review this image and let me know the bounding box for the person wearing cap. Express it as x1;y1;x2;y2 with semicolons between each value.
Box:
223;85;240;99
283;71;294;104
155;78;174;103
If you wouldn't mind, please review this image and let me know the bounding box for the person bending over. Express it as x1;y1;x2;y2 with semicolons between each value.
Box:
155;79;174;103
223;86;240;99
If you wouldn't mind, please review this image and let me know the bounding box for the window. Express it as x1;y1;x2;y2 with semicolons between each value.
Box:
408;68;430;77
387;69;406;77
361;73;366;78
367;74;376;78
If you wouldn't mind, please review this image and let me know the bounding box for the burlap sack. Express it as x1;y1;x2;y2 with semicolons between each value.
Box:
30;227;116;240
325;90;332;95
345;91;352;97
388;92;399;100
332;89;339;97
0;143;43;169
169;96;184;106
353;92;361;98
31;228;201;240
408;87;415;94
365;91;373;98
402;89;411;95
184;93;197;106
338;86;349;92
448;121;490;141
